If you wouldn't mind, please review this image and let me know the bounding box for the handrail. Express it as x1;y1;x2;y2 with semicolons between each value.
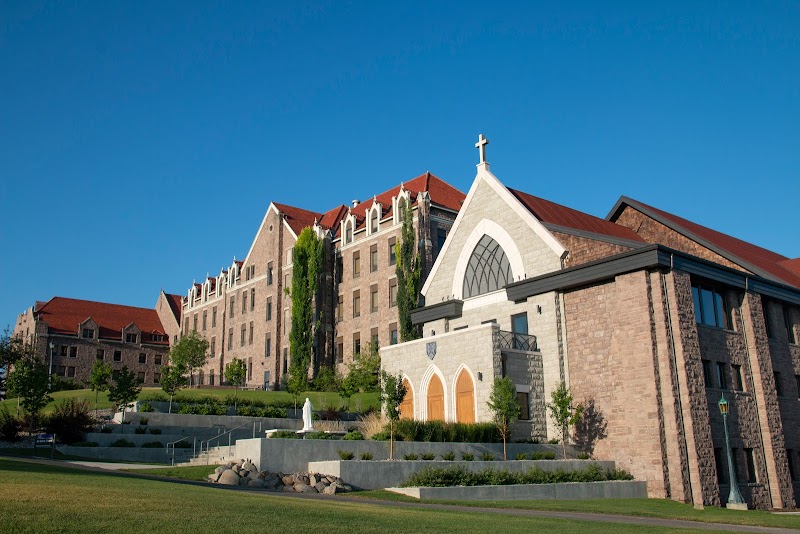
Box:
199;420;262;465
498;329;538;352
164;423;226;466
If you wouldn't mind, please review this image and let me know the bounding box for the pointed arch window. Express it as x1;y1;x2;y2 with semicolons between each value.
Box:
370;209;378;233
463;235;513;298
344;221;353;244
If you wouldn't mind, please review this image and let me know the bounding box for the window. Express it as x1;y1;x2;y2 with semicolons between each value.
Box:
784;305;796;344
463;235;514;298
287;247;293;265
212;306;217;328
285;273;290;288
266;298;272;321
337;295;343;322
389;323;398;345
96;349;104;360
67;366;75;378
56;365;66;377
210;338;216;358
282;348;288;374
336;338;344;364
714;448;728;484
209;369;215;386
388;237;396;265
389;278;397;307
370;285;378;313
251;288;255;311
60;346;67;356
353;290;360;318
691;284;731;329
345;221;353;244
126;333;138;343
517;391;530;420
154;373;161;384
353;251;361;278
193;314;198;331
744;448;757;483
716;362;727;389
154;354;162;365
267;262;273;285
511;313;530;350
436;227;447;252
248;357;253;381
228;328;233;350
370;244;378;272
774;372;783;396
137;371;146;382
242;291;247;314
69;346;77;358
796;375;800;399
230;296;235;317
112;369;120;380
353;333;361;355
241;325;246;347
763;299;777;339
702;360;713;388
82;328;94;339
265;335;271;358
371;327;379;349
113;350;122;362
249;321;254;345
335;255;343;283
787;449;797;481
202;311;207;331
139;353;147;364
370;210;378;233
732;364;743;391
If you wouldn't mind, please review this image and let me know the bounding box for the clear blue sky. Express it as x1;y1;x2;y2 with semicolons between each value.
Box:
2;1;798;327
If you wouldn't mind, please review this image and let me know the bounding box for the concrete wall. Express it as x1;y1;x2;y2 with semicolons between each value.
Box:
390;480;648;501
59;445;193;464
125;411;301;431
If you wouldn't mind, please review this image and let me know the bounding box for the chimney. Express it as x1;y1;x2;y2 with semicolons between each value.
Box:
351;199;360;208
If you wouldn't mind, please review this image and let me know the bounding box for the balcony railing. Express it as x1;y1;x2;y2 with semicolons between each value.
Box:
498;330;538;352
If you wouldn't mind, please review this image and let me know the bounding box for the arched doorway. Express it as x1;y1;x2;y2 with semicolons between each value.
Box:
427;374;444;421
455;369;475;423
399;378;414;420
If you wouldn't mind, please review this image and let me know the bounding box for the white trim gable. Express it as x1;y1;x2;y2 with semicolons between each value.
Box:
421;165;567;297
243;203;283;265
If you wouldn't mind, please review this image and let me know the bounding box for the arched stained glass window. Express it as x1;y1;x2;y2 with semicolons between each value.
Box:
463;235;513;298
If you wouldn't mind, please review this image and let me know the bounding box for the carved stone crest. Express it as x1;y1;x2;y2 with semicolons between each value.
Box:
426;341;437;360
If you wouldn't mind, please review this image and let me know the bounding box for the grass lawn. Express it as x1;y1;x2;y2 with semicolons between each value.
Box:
0;459;731;534
0;388;380;415
353;490;800;530
0;448;163;464
123;464;221;481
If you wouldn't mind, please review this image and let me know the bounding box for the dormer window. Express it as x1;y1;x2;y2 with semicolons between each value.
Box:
370;209;379;234
125;333;138;343
344;220;353;245
82;328;94;339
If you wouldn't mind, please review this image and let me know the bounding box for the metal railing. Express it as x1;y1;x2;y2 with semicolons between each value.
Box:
498;330;538;352
199;420;263;465
164;424;227;466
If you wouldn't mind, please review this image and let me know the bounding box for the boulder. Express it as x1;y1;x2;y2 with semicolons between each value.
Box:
293;483;315;493
323;483;339;495
281;475;295;486
248;479;266;488
314;482;327;493
243;461;257;472
309;474;318;486
281;485;295;492
264;476;281;490
217;470;241;486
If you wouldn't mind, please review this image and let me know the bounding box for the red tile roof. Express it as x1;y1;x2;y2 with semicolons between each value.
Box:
273;202;324;236
610;197;800;289
509;189;646;243
36;297;169;344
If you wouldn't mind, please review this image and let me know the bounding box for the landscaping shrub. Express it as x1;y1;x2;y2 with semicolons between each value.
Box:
360;452;373;461
441;451;456;461
303;431;336;440
320;404;344;421
403;465;635;488
270;430;301;439
548;438;560;444
98;425;113;434
342;430;364;441
460;452;474;461
177;401;227;416
236;405;287;418
530;452;556;460
72;441;99;447
392;420;499;443
134;427;147;434
515;453;528;460
148;428;161;435
141;441;164;448
337;449;354;460
420;453;435;461
138;403;154;413
481;453;495;461
138;417;149;425
577;452;590;460
110;439;135;448
403;453;419;460
0;407;21;442
45;398;94;444
370;431;390;441
50;377;84;392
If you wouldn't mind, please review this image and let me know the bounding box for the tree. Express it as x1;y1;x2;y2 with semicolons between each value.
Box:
0;329;31;399
168;330;209;387
107;367;142;426
380;371;407;461
288;227;323;382
487;376;520;461
159;364;187;413
345;343;381;393
285;363;307;411
395;198;421;341
224;358;247;410
88;360;112;416
6;355;52;431
547;381;584;460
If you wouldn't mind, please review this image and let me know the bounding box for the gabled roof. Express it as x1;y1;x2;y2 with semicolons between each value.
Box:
509;189;646;245
608;196;800;290
164;293;183;324
36;297;169;344
273;203;324;236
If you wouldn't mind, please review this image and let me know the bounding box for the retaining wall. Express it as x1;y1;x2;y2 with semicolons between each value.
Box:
388;480;648;500
59;445;193;464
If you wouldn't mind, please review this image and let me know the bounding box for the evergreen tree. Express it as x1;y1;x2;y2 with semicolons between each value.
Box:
395;198;421;341
288;227;323;387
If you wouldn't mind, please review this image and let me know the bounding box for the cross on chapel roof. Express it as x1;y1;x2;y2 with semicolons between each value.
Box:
475;134;489;165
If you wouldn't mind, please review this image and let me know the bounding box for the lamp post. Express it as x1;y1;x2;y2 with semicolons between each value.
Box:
718;393;747;509
48;342;55;390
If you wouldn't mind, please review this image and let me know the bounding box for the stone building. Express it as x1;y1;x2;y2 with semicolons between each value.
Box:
381;136;798;509
12;291;182;387
180;172;465;389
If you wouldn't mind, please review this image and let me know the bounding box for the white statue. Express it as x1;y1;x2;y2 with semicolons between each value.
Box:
301;397;314;432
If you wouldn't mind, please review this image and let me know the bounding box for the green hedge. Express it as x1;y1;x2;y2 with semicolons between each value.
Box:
403;464;634;487
236;405;288;418
390;420;499;443
270;430;301;439
177;402;227;416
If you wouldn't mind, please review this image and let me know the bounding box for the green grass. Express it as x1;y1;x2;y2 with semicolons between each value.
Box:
123;464;221;481
0;448;164;464
0;459;730;534
352;490;800;530
0;387;380;415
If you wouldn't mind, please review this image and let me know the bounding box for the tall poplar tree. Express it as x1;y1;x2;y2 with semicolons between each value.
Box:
395;198;421;341
288;227;323;390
